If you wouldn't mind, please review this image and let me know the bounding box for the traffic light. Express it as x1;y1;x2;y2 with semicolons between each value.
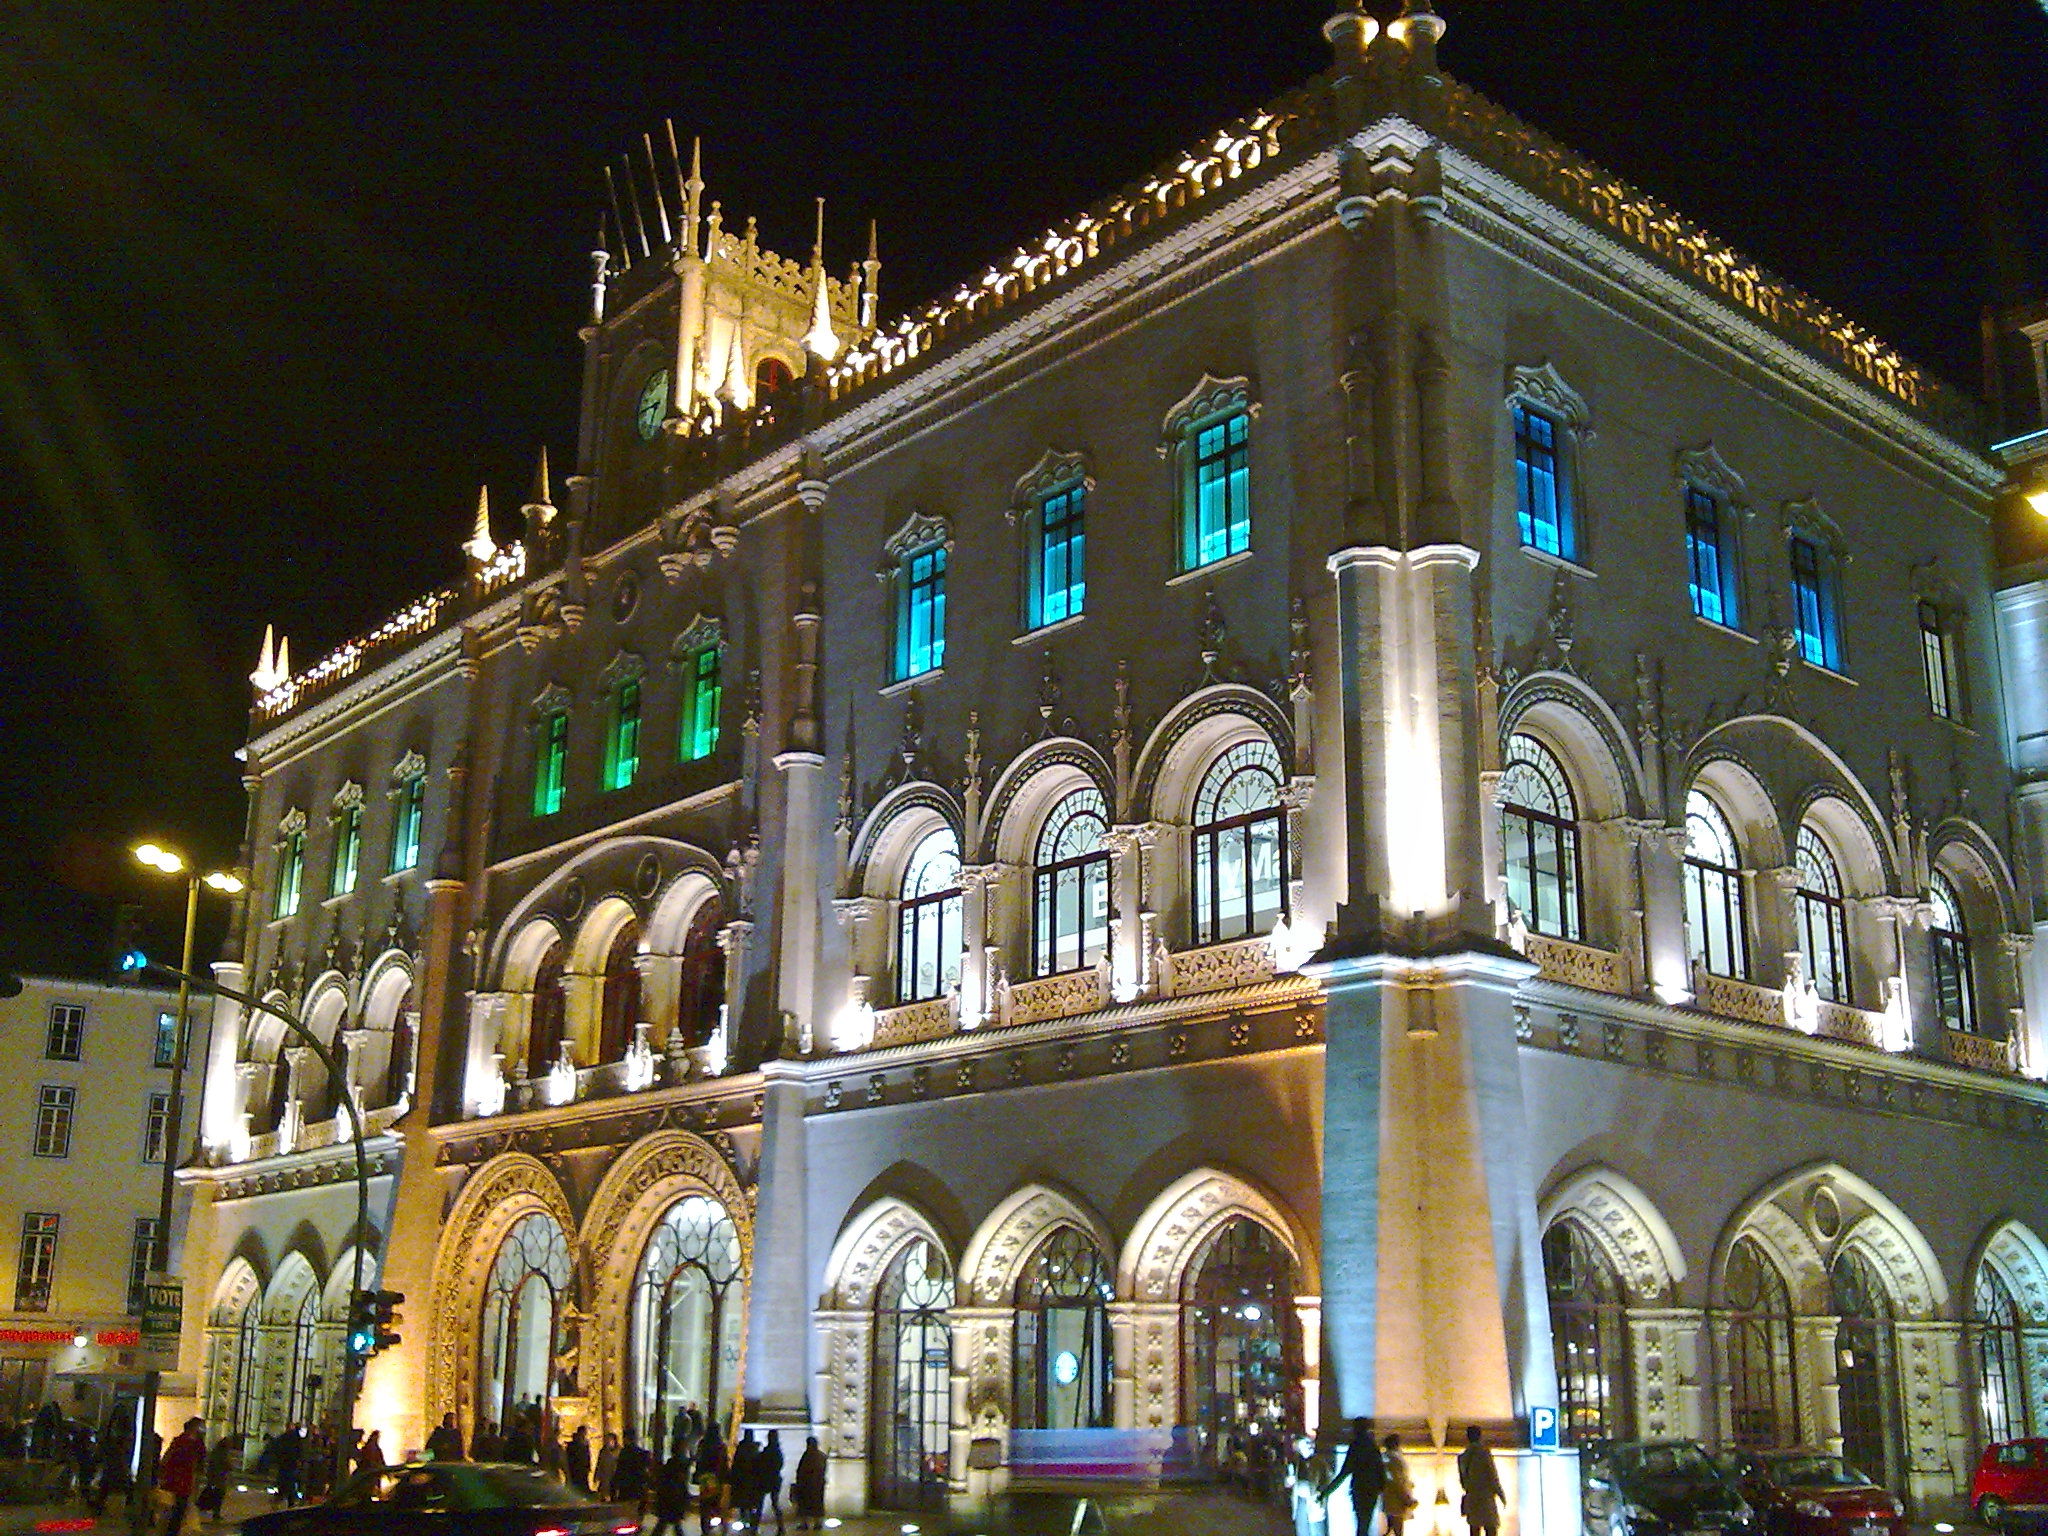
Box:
347;1289;404;1360
113;905;149;978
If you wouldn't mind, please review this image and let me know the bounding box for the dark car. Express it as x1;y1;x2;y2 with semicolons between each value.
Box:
1718;1449;1907;1536
1589;1440;1757;1536
238;1462;638;1536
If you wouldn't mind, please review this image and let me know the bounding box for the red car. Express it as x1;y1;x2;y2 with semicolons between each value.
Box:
1973;1440;2048;1526
1720;1449;1908;1536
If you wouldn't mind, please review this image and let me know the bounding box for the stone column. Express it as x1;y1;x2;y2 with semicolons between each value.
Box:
1632;822;1693;1004
746;1060;813;1431
957;864;999;1027
775;751;827;1051
634;953;682;1048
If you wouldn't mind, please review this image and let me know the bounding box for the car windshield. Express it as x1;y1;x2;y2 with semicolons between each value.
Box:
1768;1456;1869;1489
466;1465;592;1508
1618;1444;1720;1483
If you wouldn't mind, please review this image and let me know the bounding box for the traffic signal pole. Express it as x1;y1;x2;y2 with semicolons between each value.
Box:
142;961;371;1493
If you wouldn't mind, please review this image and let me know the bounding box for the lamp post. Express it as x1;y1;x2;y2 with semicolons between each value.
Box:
130;843;243;1487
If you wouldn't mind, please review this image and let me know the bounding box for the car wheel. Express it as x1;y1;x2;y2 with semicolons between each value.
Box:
1979;1496;2007;1529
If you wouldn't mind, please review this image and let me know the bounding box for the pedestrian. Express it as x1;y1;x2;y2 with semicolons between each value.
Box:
296;1426;324;1499
1456;1425;1504;1536
473;1420;502;1462
727;1430;760;1531
758;1430;785;1534
695;1430;729;1536
594;1432;619;1500
612;1429;652;1515
566;1425;592;1495
504;1417;535;1465
1286;1433;1334;1536
93;1410;134;1516
1320;1417;1385;1536
649;1443;694;1536
1381;1433;1416;1536
199;1431;242;1526
426;1413;464;1462
355;1429;385;1478
790;1437;825;1532
157;1418;206;1536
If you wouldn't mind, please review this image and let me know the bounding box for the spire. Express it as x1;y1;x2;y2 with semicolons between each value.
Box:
802;197;841;363
251;624;285;694
521;447;556;531
464;486;498;564
860;218;880;331
1323;0;1380;66
275;633;291;682
719;320;747;407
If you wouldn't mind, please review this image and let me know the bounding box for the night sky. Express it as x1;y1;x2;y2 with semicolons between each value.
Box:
4;0;2045;977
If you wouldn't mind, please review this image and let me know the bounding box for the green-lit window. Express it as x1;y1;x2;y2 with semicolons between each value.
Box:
1027;483;1086;629
679;647;722;763
330;803;362;898
603;680;641;791
391;774;424;873
275;830;305;919
1182;410;1250;571
533;713;568;817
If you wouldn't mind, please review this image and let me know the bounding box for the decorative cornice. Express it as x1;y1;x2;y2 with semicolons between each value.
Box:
879;508;952;569
1506;360;1590;430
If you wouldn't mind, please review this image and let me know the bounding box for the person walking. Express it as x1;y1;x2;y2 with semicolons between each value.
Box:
594;1433;620;1500
789;1437;825;1533
92;1410;133;1517
727;1431;761;1532
156;1418;206;1536
758;1431;785;1534
1380;1434;1417;1536
198;1431;242;1526
426;1414;464;1462
649;1443;694;1536
612;1430;652;1516
1320;1417;1385;1536
1286;1434;1334;1536
1456;1425;1504;1536
355;1429;385;1478
566;1425;593;1495
694;1430;729;1536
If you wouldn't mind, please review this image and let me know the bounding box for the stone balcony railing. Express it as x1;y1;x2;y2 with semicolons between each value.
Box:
1003;968;1107;1027
1693;971;1785;1028
1524;933;1629;996
1946;1029;2015;1075
1163;935;1277;998
1814;1000;1880;1048
871;995;957;1049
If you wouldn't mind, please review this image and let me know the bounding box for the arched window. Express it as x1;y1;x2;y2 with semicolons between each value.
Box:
1930;871;1980;1035
871;1239;953;1511
1501;734;1582;940
897;828;963;1004
1973;1266;2034;1444
527;943;568;1080
1725;1236;1797;1448
1181;1218;1300;1466
1543;1221;1631;1444
630;1195;746;1460
478;1212;571;1429
1832;1249;1900;1487
1683;790;1748;979
1033;789;1112;977
1190;740;1286;946
598;921;642;1063
753;356;794;399
1794;826;1852;1005
1011;1227;1113;1431
285;1289;324;1430
675;902;727;1049
232;1303;263;1438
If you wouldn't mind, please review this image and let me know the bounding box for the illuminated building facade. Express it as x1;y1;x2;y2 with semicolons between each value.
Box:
176;7;2048;1528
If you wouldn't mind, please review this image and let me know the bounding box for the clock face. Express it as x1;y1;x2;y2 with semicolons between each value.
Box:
635;369;669;442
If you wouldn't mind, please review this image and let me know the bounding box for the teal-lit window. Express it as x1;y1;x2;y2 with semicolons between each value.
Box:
1183;411;1250;571
603;681;641;791
1513;402;1572;558
1789;536;1841;670
330;804;362;898
1685;486;1740;627
894;545;947;681
679;646;722;763
275;830;305;919
391;774;424;873
533;713;568;817
1027;484;1086;629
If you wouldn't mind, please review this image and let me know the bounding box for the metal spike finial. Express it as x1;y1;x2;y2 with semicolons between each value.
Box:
464;485;497;564
602;165;632;273
619;154;651;258
643;132;672;247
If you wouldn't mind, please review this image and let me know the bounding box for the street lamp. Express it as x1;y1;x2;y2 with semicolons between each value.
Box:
129;841;243;1469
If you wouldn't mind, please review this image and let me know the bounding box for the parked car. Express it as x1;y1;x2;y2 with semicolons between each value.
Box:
1717;1449;1907;1536
1588;1440;1757;1536
1973;1439;2048;1527
239;1462;638;1536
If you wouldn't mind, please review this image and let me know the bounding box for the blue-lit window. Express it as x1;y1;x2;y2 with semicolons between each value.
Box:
1685;486;1740;626
1513;402;1572;559
894;544;947;681
679;646;722;763
533;713;568;817
1183;411;1250;571
391;773;424;873
1788;536;1840;670
1028;484;1086;630
602;680;641;791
